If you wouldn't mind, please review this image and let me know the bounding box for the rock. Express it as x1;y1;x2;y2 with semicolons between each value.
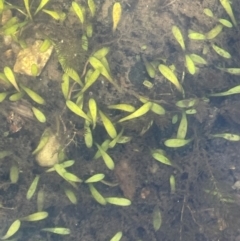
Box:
35;130;63;167
14;40;53;76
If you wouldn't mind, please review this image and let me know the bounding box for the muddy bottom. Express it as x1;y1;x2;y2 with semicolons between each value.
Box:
1;0;240;241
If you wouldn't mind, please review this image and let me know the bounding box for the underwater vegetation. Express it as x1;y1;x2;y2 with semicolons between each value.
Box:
0;0;240;240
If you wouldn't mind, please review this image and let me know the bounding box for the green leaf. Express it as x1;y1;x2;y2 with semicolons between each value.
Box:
20;211;48;221
10;163;19;184
42;9;61;20
64;187;77;204
32;107;46;123
151;151;172;166
41;227;71;235
85;173;105;183
172;26;185;50
176;98;198;108
4;66;20;92
205;24;223;39
153;206;162;231
23;0;32;19
72;1;85;24
158;64;183;93
93;47;110;59
96;143;115;170
185;54;196;75
164;138;192;147
188;32;206;40
26;175;40;200
32;128;51;155
177;112;188;139
203;8;214;17
209;85;240;96
189;54;207;65
35;0;50;15
110;231;123;241
0;92;8;102
169;175;176;194
105;197;131;206
20;84;45;105
1;220;21;240
63;172;82;183
88;0;96;17
211;43;231;58
99;110;117;139
40;38;52;52
210;133;240;141
31;63;39;76
219;0;237;26
66;100;92;122
0;151;12;159
118;102;152;123
217;67;240;75
80;69;100;94
84;122;93;148
218;18;233;28
46;160;75;172
88;183;107;205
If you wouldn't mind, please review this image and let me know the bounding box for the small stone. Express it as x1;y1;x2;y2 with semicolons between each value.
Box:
14;40;53;76
35;133;61;167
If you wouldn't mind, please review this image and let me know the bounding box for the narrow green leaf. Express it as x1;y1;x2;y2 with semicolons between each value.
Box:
88;0;96;17
46;160;75;172
0;151;12;159
209;85;240;96
85;173;105;183
177;112;188;139
23;0;32;19
35;0;50;15
80;69;100;94
20;211;48;221
20;84;45;105
37;189;45;211
88;183;107;205
185;54;196;75
41;227;71;235
210;133;240;141
39;38;52;52
110;231;123;241
96;143;115;170
26;175;40;200
4;66;20;92
0;92;8;102
1;220;21;240
32;128;51;155
63;172;82;183
105;197;131;206
64;187;77;204
72;1;85;24
32;107;46;123
170;175;176;194
10;163;19;184
99;110;117;139
66;100;91;122
42;9;61;20
153;206;162;231
9;91;24;101
211;43;231;58
164;138;192;147
172;26;185;50
152;151;172;166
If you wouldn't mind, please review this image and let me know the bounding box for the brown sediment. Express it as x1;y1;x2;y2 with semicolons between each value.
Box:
114;159;137;200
